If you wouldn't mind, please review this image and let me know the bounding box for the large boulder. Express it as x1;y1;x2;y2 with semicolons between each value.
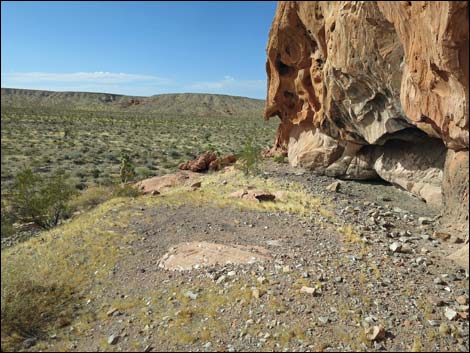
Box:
287;124;343;170
263;1;469;236
135;171;200;194
178;151;218;172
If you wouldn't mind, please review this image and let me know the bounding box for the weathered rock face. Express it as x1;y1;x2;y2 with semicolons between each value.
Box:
265;1;410;149
264;1;469;213
441;150;469;235
378;1;469;150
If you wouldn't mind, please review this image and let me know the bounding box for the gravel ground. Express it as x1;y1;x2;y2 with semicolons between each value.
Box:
21;161;469;352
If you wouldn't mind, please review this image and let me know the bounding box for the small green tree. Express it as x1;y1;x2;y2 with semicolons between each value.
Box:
237;137;262;175
11;168;77;229
119;151;136;183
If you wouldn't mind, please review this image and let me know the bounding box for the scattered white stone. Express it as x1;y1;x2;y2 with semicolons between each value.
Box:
203;342;212;349
427;320;440;327
318;316;329;324
107;308;118;317
300;286;316;295
389;242;402;252
216;275;227;284
184;291;198;300
444;307;458;321
418;217;432;225
326;181;341;192
365;325;385;341
108;334;120;345
416;257;426;265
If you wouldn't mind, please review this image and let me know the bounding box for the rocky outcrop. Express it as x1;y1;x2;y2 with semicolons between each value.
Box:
135;171;200;194
178;151;218;172
264;1;468;214
209;154;237;171
178;152;237;173
378;2;469;150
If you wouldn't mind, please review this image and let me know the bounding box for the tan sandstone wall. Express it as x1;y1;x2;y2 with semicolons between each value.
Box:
264;1;469;225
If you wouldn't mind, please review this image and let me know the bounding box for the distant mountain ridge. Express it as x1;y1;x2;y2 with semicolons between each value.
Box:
1;88;265;116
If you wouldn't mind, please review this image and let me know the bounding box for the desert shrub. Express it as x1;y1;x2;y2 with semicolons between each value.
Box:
237;137;261;175
91;168;101;178
135;166;154;179
68;185;113;212
168;149;181;158
10;168;77;229
112;184;142;198
119;152;136;183
1;259;75;351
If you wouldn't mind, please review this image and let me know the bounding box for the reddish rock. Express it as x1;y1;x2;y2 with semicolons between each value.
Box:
229;189;276;203
433;231;451;241
178;151;217;172
209;154;237;171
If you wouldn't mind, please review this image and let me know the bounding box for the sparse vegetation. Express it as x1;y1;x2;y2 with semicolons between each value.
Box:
119;151;136;183
68;185;114;212
1;90;467;353
237;136;262;175
9;168;77;229
1;105;277;194
1;197;138;351
112;183;142;198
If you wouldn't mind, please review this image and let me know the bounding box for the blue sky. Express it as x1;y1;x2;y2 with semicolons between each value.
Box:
1;1;277;99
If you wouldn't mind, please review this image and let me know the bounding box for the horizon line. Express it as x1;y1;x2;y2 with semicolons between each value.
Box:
1;86;266;101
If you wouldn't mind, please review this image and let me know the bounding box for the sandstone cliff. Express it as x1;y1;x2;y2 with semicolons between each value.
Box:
264;1;469;236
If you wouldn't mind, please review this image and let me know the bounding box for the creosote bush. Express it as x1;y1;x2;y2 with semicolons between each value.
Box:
1;261;75;351
68;185;114;212
10;168;77;229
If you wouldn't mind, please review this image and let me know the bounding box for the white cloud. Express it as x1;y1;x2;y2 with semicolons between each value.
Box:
2;71;172;85
188;76;265;91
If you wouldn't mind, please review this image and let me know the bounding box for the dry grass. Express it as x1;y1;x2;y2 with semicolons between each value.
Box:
1;168;334;351
1;197;137;351
140;169;331;219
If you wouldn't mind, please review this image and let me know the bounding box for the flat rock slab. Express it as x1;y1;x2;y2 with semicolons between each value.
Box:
135;171;200;194
229;189;276;202
158;241;272;271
